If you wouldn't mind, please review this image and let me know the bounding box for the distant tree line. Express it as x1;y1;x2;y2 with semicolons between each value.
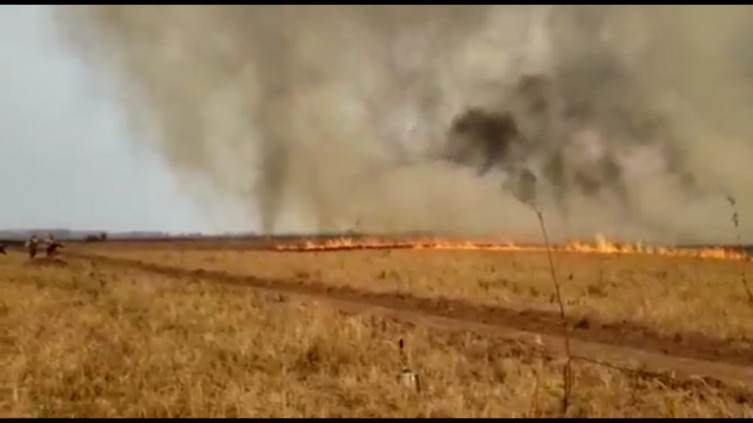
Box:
84;232;108;242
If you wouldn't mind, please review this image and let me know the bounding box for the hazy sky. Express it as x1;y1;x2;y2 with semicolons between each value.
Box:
0;5;222;233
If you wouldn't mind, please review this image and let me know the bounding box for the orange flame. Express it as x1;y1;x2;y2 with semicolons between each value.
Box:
273;234;749;262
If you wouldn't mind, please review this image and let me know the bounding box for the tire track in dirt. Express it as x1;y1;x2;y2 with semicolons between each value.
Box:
70;251;753;392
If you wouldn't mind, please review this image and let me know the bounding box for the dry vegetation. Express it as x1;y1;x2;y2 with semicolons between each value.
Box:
1;248;751;417
88;245;753;343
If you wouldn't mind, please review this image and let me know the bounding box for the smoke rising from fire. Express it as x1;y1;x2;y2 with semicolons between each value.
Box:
53;5;753;243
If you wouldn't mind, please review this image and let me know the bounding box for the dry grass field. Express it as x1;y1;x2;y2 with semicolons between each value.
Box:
2;240;753;417
88;244;753;343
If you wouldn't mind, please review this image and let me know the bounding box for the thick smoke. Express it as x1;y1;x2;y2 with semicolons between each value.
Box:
53;5;753;243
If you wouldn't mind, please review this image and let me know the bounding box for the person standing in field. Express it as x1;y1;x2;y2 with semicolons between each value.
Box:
26;235;39;259
45;234;62;258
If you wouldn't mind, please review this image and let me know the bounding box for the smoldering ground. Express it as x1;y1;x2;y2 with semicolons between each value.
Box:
53;5;753;244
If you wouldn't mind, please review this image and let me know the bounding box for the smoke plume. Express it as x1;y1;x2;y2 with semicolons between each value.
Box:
53;5;753;243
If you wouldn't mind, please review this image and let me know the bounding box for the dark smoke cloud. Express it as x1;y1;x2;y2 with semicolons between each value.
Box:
52;5;753;243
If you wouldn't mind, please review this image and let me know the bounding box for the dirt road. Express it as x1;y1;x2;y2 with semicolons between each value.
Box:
69;251;753;397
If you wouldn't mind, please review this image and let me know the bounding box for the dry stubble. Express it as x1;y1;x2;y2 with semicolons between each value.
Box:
88;245;753;343
1;251;750;417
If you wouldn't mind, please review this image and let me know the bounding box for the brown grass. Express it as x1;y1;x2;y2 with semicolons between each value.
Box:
2;251;751;417
86;245;753;343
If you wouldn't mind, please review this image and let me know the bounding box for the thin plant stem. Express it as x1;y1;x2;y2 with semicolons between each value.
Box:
726;194;752;303
529;203;573;415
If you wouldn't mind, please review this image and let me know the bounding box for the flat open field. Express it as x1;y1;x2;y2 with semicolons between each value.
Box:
3;237;753;417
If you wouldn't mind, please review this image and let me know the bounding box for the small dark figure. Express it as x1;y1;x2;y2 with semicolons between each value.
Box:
397;339;420;392
0;244;6;255
45;235;62;258
26;235;39;259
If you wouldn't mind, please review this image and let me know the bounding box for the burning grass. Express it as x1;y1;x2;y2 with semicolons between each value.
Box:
1;254;752;417
267;235;749;261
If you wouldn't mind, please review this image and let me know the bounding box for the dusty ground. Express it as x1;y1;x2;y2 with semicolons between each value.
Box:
2;241;753;417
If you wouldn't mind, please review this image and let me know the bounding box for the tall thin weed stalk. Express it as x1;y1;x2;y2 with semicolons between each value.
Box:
725;194;752;303
519;197;573;415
